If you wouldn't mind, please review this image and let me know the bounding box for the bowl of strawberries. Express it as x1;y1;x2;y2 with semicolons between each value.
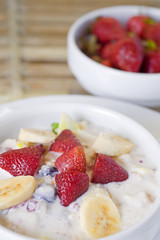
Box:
67;5;160;107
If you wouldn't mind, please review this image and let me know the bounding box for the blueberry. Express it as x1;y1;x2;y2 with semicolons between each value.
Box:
38;166;58;177
48;167;58;177
34;184;56;203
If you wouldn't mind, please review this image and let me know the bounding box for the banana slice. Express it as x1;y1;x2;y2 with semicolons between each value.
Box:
92;132;134;156
19;128;55;143
0;176;37;210
75;129;96;147
131;165;154;175
79;188;121;239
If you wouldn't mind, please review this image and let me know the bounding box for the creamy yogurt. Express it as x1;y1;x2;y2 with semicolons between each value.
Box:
0;122;159;240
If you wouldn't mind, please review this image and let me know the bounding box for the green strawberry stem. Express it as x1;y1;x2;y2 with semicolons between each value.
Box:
51;123;59;134
145;18;155;25
142;39;157;50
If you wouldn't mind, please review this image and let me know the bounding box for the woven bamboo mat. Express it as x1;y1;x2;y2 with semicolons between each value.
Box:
0;0;160;103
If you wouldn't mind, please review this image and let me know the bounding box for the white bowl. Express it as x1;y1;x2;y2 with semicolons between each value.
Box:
0;97;160;240
67;5;160;107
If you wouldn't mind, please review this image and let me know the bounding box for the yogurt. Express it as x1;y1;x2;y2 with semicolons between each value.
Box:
0;121;159;240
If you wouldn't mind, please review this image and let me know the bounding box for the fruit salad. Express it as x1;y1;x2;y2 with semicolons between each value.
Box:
80;15;160;73
0;113;159;240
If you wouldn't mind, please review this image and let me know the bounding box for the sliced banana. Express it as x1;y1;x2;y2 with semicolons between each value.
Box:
0;176;37;210
58;112;80;134
92;132;134;156
19;128;55;143
75;129;96;147
79;188;121;239
131;165;154;175
78;120;89;130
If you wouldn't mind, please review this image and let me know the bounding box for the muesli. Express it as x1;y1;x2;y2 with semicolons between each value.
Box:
0;113;159;240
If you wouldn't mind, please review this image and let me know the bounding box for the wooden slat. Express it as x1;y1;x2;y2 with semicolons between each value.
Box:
7;0;23;98
17;13;77;23
0;13;7;21
0;47;10;59
21;47;66;62
0;78;11;92
21;36;66;46
20;0;160;8
23;77;87;94
20;24;69;35
22;63;72;77
18;6;92;14
0;37;9;45
0;63;10;77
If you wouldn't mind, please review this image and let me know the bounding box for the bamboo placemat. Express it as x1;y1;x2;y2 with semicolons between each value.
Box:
0;0;160;104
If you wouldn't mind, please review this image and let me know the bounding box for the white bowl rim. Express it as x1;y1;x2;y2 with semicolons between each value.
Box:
68;5;160;78
0;101;160;239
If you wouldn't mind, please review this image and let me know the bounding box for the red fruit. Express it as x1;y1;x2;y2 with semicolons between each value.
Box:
0;145;45;176
142;23;160;45
101;59;112;67
91;154;128;184
127;15;154;37
55;171;89;206
55;146;86;173
100;43;114;59
50;129;81;153
142;50;160;73
93;17;125;43
111;37;144;72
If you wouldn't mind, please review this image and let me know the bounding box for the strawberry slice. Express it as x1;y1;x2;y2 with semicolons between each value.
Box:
55;171;89;206
55;146;86;173
0;145;45;176
111;37;144;72
127;15;154;37
50;129;81;153
91;154;128;184
92;17;125;44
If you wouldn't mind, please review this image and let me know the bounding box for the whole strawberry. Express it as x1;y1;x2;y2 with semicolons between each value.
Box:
111;37;144;72
55;171;89;206
92;17;125;43
127;15;154;37
50;129;81;153
142;50;160;73
91;154;128;184
142;23;160;45
55;146;86;173
100;43;115;59
0;145;45;176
